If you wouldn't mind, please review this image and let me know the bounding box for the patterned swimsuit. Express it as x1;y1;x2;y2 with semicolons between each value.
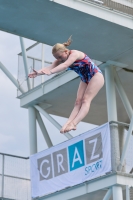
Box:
67;53;102;84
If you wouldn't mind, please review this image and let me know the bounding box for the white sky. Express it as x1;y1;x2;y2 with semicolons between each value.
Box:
0;31;97;157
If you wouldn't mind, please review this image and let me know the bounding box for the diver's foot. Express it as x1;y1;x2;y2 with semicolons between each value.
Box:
60;124;69;133
64;122;76;132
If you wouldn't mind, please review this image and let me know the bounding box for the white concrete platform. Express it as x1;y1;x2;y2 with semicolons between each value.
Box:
0;0;133;68
18;68;133;125
39;172;133;200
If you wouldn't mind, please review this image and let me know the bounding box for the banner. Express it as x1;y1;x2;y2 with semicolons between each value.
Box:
30;123;111;198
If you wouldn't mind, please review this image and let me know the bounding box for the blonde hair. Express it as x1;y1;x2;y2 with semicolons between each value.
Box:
52;35;72;54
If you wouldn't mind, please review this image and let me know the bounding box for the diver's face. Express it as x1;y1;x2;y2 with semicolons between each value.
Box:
53;50;69;62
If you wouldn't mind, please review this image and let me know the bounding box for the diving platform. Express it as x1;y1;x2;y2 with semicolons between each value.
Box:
17;63;133;125
0;0;133;66
0;0;132;125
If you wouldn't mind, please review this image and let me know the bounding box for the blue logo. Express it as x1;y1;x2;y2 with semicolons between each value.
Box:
68;140;85;171
85;160;102;176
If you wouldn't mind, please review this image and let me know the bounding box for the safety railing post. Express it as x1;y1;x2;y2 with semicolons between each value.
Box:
105;66;120;171
1;154;5;199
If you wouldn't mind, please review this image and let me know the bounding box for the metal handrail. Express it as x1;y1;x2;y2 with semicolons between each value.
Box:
109;120;130;127
0;173;30;181
0;153;30;199
27;56;52;64
77;0;133;16
0;152;29;159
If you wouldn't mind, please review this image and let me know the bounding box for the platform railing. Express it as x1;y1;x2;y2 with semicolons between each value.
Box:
17;54;54;96
0;153;30;200
17;57;101;97
17;42;102;97
17;42;58;96
78;0;133;16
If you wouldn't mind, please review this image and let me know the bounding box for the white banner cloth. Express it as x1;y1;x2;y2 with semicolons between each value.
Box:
30;123;111;198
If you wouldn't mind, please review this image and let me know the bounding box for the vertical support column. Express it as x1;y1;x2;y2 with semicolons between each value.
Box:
31;58;34;89
120;115;133;169
28;107;37;155
36;110;53;148
112;186;123;200
129;187;133;200
105;66;120;171
126;185;130;200
119;126;125;172
41;43;44;83
105;66;117;121
1;154;4;200
19;37;31;90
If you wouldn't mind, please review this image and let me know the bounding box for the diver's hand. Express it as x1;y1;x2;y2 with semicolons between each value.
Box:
39;68;52;76
28;69;43;78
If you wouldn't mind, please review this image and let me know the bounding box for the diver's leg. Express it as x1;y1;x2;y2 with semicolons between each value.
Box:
65;73;104;132
60;81;87;133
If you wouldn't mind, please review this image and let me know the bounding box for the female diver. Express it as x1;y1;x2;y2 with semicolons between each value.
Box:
28;36;104;133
